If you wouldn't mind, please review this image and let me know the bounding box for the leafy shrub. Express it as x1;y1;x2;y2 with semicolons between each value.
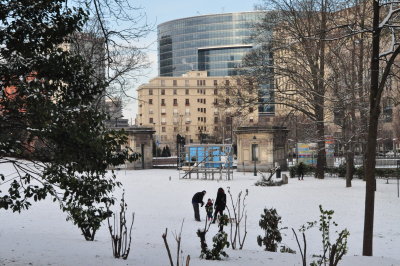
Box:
289;164;316;177
292;205;350;266
198;230;230;260
65;204;111;241
257;208;283;252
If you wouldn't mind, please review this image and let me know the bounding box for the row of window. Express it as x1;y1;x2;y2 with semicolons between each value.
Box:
149;116;256;125
150;80;231;91
198;117;207;123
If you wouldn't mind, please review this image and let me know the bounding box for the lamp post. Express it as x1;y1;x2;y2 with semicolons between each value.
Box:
253;135;257;176
393;138;397;157
397;159;400;198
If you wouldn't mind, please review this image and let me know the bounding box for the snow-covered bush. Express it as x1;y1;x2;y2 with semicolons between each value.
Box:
199;231;230;260
65;204;111;241
257;208;283;252
197;214;230;260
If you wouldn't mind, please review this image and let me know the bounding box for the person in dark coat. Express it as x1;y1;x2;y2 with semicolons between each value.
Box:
212;187;226;223
192;190;206;221
297;162;305;180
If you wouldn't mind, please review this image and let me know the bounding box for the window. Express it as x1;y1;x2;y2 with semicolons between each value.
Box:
173;99;178;106
185;108;190;115
249;107;254;113
214;117;218;123
225;98;230;105
161;89;165;95
185;89;189;95
197;80;205;86
149;99;153;105
161;108;166;114
149;118;153;123
173;89;177;95
161;80;165;87
186;126;189;132
214;80;218;86
214;89;218;95
174;127;178;132
149;89;153;95
185;99;190;106
149;109;153;114
161;99;165;106
185;80;189;86
173;80;177;86
161;118;166;124
225;80;230;86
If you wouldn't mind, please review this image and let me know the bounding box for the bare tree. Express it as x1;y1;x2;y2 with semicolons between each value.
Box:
326;0;371;187
107;192;135;260
240;0;344;179
362;0;400;256
226;188;248;250
70;0;151;110
162;220;188;266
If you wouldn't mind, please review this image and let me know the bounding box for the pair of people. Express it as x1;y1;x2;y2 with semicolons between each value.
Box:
192;187;226;222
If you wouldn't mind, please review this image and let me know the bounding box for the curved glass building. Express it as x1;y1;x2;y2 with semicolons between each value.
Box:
158;12;265;77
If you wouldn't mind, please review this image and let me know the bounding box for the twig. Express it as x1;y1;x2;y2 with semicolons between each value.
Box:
162;228;174;266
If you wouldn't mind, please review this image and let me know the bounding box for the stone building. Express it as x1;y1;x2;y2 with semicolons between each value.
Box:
136;71;260;153
236;126;288;172
108;126;155;169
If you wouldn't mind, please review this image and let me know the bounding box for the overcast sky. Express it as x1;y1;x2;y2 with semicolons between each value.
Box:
122;0;262;123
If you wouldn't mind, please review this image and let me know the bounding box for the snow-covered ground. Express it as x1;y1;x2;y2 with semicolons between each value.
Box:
1;166;400;266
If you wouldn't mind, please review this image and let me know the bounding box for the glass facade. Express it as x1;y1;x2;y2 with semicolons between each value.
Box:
158;12;265;77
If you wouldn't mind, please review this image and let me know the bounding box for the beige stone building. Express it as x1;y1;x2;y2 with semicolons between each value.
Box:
136;71;261;153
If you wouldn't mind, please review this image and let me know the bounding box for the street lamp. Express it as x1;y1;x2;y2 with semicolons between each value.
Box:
393;138;398;157
253;135;257;176
287;139;297;165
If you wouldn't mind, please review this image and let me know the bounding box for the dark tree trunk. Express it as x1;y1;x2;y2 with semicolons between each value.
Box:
315;0;327;180
363;0;380;256
315;117;326;179
345;150;354;188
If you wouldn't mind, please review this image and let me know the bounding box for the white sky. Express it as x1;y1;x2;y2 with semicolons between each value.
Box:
122;0;262;123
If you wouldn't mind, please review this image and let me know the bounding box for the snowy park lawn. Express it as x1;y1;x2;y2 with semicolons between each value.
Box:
1;166;400;266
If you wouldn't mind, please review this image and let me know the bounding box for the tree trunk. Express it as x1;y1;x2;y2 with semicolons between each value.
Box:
314;0;327;180
345;150;354;187
363;0;380;256
315;107;326;179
